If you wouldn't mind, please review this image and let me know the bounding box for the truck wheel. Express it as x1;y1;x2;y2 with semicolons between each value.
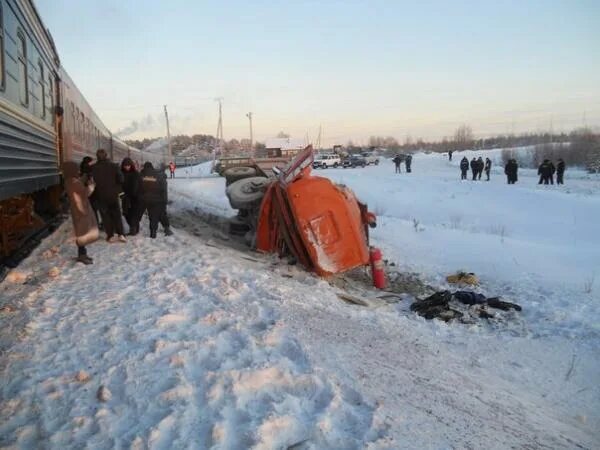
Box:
333;162;339;168
224;166;257;185
226;176;270;210
375;160;379;165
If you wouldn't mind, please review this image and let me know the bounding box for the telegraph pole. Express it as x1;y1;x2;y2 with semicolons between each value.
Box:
164;105;172;162
246;112;253;153
215;97;223;155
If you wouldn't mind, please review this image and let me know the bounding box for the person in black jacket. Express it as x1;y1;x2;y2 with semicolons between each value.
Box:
549;161;556;185
470;157;477;180
476;157;484;180
91;149;126;242
392;155;402;173
504;159;518;184
460;157;469;180
405;154;412;173
538;159;552;185
121;157;143;236
140;162;173;238
484;157;492;181
556;159;565;184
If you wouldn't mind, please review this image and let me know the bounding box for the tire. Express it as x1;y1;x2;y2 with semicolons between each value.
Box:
224;166;257;185
229;216;250;235
374;160;379;165
226;176;270;210
333;162;339;168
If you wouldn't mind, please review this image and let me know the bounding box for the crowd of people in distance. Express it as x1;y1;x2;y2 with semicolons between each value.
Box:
459;156;492;181
392;154;412;173
458;155;566;185
62;149;176;265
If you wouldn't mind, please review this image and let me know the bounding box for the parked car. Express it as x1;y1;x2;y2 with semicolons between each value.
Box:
361;152;380;165
313;154;342;169
343;155;367;168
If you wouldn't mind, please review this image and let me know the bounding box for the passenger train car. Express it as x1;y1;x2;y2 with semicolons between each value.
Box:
0;0;163;256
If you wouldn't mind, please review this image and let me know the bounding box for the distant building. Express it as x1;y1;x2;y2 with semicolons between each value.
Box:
262;137;306;158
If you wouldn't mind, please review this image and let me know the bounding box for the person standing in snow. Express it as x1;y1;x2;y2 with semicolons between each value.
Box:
121;157;143;236
406;154;413;173
505;159;518;184
538;159;552;184
393;155;402;173
168;161;176;179
448;150;453;161
140;162;173;238
91;149;126;242
549;161;556;185
460;156;469;180
62;161;98;264
470;157;478;180
476;157;484;180
556;159;565;184
80;156;101;230
484;157;492;181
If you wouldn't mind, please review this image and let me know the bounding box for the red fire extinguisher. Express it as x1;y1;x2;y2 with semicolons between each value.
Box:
370;247;386;289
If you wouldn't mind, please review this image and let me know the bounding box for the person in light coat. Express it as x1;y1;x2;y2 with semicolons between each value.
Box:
62;161;99;264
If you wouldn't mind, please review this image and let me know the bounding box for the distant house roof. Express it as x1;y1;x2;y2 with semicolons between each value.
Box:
265;137;306;150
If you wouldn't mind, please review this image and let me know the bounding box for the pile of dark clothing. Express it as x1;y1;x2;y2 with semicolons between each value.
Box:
411;290;521;322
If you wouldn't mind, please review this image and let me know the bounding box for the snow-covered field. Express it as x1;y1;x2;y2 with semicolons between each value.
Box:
1;150;599;449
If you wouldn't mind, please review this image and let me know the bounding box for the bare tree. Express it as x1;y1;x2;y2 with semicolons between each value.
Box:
454;124;474;151
276;131;290;138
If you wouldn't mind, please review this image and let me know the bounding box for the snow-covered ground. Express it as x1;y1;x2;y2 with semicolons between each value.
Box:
1;150;599;449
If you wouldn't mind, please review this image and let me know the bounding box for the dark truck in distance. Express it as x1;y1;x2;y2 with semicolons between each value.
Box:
343;154;367;168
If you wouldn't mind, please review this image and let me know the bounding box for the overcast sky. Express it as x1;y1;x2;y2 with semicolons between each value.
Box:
37;0;600;145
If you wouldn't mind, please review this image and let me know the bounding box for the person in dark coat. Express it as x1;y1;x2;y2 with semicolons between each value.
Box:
484;158;492;181
140;162;173;238
405;154;412;173
121;157;143;236
80;156;102;230
476;157;484;180
460;157;469;180
505;159;518;184
392;155;402;173
91;149;126;242
470;158;477;180
62;161;98;264
549;161;556;185
556;159;565;184
448;150;453;161
538;159;552;185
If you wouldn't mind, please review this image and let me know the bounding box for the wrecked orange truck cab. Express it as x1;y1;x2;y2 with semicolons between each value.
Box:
253;146;376;276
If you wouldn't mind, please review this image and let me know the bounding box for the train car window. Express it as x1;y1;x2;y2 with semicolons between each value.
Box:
48;76;54;124
81;112;85;142
0;5;4;91
17;30;28;106
70;101;75;133
75;106;80;139
38;61;46;119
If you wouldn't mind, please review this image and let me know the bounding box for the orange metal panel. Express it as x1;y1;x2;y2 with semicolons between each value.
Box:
285;175;370;276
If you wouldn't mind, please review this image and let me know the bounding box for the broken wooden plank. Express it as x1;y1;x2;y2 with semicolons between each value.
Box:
336;292;369;307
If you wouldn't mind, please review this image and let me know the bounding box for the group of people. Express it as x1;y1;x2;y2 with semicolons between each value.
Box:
458;155;567;185
460;157;492;181
538;159;565;185
392;154;413;173
63;149;174;265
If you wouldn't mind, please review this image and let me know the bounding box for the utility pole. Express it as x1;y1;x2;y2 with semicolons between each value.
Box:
215;97;224;157
163;105;172;163
246;112;253;154
316;125;322;151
